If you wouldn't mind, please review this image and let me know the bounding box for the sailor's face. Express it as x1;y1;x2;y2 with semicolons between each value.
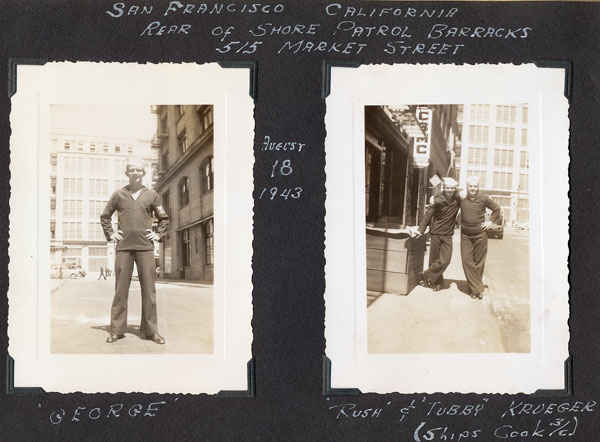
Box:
126;166;144;184
443;186;456;198
467;183;479;197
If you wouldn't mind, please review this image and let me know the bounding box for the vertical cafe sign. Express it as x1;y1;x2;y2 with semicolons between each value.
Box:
414;106;433;167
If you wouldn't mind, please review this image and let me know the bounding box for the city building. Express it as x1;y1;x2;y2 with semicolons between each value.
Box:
456;104;529;226
50;132;157;275
153;105;214;282
365;104;461;228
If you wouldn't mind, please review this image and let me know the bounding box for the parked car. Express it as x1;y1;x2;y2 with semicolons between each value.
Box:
66;264;86;279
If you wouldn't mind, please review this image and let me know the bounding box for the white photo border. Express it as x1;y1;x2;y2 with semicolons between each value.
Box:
8;62;254;394
324;64;569;394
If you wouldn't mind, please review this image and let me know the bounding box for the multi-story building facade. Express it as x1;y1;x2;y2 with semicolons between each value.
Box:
153;105;214;283
457;104;529;226
50;133;157;274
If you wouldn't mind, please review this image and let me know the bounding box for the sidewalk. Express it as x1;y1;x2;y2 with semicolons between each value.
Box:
156;278;213;288
85;272;213;288
51;279;213;354
368;233;505;353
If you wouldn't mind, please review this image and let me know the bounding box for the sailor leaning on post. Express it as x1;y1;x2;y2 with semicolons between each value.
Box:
410;177;460;292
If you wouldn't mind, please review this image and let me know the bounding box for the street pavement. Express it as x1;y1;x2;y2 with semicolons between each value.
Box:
368;227;530;353
485;227;530;352
51;277;213;354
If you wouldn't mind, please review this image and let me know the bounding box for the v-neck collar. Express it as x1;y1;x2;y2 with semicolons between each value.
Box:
125;185;147;201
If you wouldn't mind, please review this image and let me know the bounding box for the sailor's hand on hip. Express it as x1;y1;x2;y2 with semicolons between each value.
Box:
145;229;160;241
111;230;124;241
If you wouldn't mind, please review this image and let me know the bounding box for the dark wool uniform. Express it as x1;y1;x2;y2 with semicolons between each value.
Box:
418;193;460;286
459;194;501;295
100;186;169;337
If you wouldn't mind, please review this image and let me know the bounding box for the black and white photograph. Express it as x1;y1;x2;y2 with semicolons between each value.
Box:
50;104;215;353
324;64;569;393
365;104;530;354
8;62;253;393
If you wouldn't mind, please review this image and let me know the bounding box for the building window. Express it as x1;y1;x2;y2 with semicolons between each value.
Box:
520;151;529;169
200;156;214;194
50;176;56;194
204;219;214;265
78;143;84;151
89;178;109;197
103;144;109;152
181;229;191;266
496;105;516;123
467;147;487;166
63;178;83;196
90;144;96;152
179;177;190;207
88;222;105;241
521;128;528;146
495;127;515;145
63;222;82;240
63;200;83;218
115;145;121;153
127;145;133;153
162;191;171;218
178;130;188;154
522;105;528;124
64;142;71;150
519;173;528;192
50;221;56;240
493;149;514;168
468;125;488;144
64;157;85;174
114;158;126;176
469;104;490;122
493;172;513;190
89;200;108;218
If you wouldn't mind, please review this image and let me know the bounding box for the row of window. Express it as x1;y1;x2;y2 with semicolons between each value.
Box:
467;148;528;168
62;178;129;197
179;219;214;267
60;222;107;241
468;104;528;124
176;109;214;156
465;171;529;192
469;126;528;146
161;106;214;169
59;157;145;178
62;141;133;154
163;156;214;212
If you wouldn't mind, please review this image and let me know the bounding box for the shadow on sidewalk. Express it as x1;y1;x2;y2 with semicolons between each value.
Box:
91;324;146;340
441;279;471;295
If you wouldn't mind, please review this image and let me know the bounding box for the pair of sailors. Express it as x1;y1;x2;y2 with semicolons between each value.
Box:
411;176;501;299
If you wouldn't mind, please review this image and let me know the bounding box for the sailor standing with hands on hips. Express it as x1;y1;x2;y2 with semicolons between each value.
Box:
100;157;169;344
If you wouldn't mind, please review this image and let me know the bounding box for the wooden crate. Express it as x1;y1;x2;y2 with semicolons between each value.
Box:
366;229;425;295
